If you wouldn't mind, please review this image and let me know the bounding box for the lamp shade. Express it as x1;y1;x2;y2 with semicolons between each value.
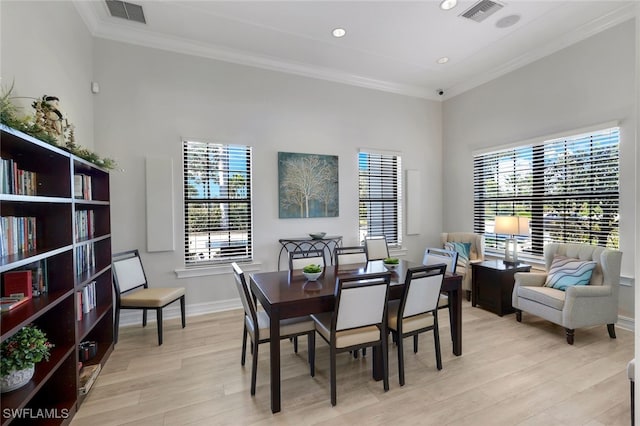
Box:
495;216;529;236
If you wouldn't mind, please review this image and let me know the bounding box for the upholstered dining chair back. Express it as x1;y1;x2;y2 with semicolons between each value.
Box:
232;262;258;330
113;252;148;293
289;249;326;270
335;272;391;331
423;248;458;274
364;236;390;261
401;265;447;317
335;246;367;266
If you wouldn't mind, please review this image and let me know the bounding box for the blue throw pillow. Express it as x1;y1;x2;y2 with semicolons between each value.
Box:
544;255;597;291
444;242;471;268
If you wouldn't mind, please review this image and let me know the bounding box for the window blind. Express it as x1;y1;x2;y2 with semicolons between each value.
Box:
358;150;402;246
473;127;619;256
183;140;252;265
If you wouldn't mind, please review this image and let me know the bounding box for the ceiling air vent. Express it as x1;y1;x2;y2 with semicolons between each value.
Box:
105;0;146;24
460;0;504;23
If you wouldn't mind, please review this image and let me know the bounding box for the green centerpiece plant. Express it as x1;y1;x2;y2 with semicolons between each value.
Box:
1;324;54;392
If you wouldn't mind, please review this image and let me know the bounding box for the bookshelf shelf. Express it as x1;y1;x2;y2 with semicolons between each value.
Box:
0;127;113;426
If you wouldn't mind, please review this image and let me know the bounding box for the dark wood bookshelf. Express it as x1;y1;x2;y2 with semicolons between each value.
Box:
1;126;113;425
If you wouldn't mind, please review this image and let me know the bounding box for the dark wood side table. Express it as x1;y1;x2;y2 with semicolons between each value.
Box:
472;260;531;316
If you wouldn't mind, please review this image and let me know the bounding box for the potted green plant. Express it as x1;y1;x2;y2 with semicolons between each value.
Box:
1;324;54;393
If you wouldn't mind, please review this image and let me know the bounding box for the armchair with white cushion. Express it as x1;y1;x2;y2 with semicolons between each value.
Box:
440;232;485;300
512;243;622;345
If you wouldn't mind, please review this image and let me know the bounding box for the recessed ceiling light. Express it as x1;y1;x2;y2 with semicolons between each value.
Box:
439;0;458;10
437;57;449;64
332;28;346;38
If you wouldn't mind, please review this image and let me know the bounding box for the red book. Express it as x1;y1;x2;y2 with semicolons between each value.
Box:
3;270;32;298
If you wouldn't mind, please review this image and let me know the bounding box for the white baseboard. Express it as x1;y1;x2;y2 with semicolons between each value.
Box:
117;298;242;327
617;314;635;332
117;298;636;334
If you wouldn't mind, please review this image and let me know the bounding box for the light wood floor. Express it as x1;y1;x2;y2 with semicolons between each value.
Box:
71;301;634;426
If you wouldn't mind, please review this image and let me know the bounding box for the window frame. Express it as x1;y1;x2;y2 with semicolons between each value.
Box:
182;139;253;266
358;149;402;247
473;125;620;258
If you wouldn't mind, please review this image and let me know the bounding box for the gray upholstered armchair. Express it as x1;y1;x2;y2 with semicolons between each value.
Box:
512;243;622;345
440;232;485;300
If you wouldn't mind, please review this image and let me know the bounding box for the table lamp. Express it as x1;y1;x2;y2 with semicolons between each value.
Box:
494;216;529;265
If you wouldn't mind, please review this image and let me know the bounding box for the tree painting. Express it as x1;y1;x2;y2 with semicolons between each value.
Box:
278;152;338;218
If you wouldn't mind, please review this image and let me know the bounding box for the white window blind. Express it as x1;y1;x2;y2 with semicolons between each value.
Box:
358;150;402;246
183;140;252;265
473;127;619;256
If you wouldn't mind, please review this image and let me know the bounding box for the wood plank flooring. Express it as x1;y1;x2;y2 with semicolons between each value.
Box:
71;301;634;426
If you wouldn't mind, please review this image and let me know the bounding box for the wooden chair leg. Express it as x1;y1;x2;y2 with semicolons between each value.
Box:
413;334;419;353
114;306;120;344
241;325;248;366
180;296;186;328
142;308;148;327
434;317;442;370
631;380;635;426
250;341;259;396
293;336;298;353
607;323;616;339
515;309;522;322
397;333;405;386
156;309;163;345
382;336;389;392
565;328;575;345
362;348;366;356
308;332;315;377
330;347;337;406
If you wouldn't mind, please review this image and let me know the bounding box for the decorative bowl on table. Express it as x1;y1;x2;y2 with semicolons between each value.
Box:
302;264;323;281
382;258;399;270
309;232;326;240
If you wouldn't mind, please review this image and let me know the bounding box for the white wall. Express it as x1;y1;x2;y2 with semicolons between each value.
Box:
91;39;443;308
0;1;95;148
443;19;637;317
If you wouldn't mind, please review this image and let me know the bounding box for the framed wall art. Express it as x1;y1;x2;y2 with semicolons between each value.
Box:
278;152;338;218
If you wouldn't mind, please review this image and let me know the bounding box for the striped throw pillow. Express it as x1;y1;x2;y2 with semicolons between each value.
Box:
544;255;597;291
444;242;471;269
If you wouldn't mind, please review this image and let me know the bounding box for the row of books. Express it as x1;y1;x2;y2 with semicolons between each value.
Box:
75;210;95;241
1;157;37;195
74;174;93;200
76;281;97;321
75;243;96;276
0;216;37;257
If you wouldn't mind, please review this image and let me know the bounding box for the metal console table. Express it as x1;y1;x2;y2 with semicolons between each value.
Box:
277;235;343;270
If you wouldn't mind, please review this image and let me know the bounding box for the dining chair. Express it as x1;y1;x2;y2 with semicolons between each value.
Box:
364;235;390;261
387;264;446;386
232;262;316;395
311;271;392;406
289;249;326;270
423;247;458;341
335;246;367;266
112;249;186;346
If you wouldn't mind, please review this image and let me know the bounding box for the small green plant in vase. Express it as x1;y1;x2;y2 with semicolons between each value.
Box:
1;324;54;393
302;264;323;281
383;257;399;270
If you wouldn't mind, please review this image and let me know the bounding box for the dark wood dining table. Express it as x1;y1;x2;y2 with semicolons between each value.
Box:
249;259;463;413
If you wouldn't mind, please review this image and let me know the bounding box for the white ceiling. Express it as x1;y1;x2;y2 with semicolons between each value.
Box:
73;1;636;100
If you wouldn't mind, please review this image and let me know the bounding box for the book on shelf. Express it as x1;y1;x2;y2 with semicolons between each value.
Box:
78;363;101;395
0;157;37;195
0;215;37;257
2;269;32;299
74;174;93;200
75;210;95;240
0;295;31;312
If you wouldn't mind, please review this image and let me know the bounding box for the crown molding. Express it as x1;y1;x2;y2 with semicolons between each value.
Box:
444;3;637;100
73;1;634;103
